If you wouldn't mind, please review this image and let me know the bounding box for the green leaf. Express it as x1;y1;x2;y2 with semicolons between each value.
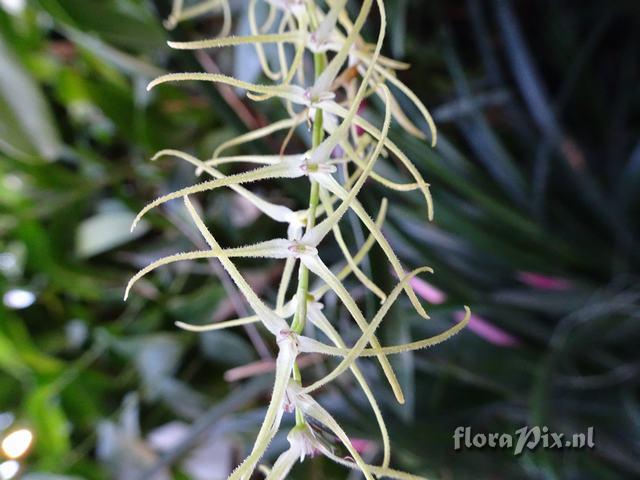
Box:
35;0;166;54
24;475;83;480
388;0;409;58
25;386;71;470
76;209;150;258
0;330;30;379
0;34;62;161
62;25;165;78
199;330;257;367
168;284;224;327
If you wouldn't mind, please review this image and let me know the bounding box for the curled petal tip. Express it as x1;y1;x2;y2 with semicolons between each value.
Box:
163;16;177;30
132;211;146;230
392;388;406;405
427;204;434;222
124;279;136;301
151;149;173;162
146;78;161;91
130;214;145;233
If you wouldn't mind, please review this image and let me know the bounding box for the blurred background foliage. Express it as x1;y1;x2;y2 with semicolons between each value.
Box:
0;0;639;479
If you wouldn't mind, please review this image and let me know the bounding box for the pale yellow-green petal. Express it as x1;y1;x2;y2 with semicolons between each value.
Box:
307;306;391;468
176;315;260;332
301;267;432;394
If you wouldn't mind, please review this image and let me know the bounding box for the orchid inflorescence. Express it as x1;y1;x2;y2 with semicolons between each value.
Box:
126;0;470;478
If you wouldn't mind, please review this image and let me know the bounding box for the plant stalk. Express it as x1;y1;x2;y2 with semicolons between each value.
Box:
290;31;327;426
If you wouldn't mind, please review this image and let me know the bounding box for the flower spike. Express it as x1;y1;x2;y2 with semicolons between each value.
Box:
127;1;469;478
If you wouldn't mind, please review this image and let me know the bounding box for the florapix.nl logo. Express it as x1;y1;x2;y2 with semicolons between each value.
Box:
453;426;595;456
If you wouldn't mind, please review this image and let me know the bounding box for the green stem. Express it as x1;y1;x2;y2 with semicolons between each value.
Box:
290;43;326;427
291;71;325;336
290;113;323;335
